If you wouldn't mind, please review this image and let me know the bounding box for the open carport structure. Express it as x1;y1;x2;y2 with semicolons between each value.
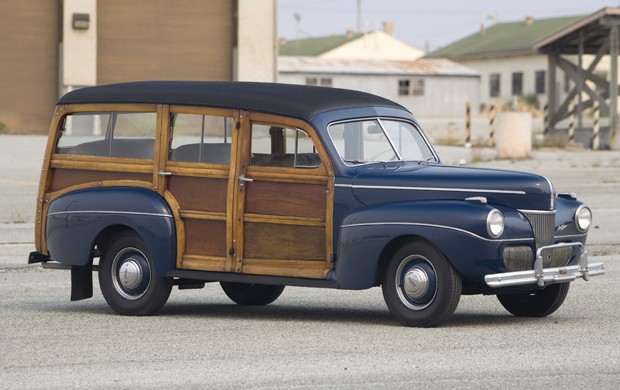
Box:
535;7;620;149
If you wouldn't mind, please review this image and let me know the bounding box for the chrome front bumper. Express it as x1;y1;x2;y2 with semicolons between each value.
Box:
485;242;605;288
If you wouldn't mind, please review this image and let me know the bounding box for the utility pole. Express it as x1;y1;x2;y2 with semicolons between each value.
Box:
357;0;362;32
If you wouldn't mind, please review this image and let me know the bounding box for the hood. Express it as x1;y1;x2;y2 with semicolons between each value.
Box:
351;164;554;210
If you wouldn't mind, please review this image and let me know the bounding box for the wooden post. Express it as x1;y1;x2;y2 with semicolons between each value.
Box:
465;100;471;147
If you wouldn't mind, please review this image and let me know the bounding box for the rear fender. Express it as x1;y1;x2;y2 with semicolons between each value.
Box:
45;187;176;277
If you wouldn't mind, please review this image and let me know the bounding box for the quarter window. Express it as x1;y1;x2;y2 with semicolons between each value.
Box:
57;112;156;159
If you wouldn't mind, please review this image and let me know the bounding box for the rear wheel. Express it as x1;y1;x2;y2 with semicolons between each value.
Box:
497;283;570;317
382;241;461;327
99;232;172;315
220;282;284;305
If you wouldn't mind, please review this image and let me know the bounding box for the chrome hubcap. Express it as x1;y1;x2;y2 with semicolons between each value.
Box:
403;267;430;300
118;259;143;290
111;247;151;300
395;255;437;310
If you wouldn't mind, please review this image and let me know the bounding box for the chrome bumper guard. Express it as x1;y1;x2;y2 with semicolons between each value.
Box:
485;242;605;288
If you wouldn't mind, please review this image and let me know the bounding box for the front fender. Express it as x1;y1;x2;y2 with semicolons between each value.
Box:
335;200;533;289
46;187;176;277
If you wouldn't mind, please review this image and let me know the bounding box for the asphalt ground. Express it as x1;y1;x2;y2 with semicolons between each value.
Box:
1;135;619;388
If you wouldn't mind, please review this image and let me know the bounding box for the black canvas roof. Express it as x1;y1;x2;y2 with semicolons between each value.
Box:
58;81;407;122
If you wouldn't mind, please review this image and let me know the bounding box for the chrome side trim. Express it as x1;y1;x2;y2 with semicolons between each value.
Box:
334;183;526;195
485;242;605;288
47;210;173;218
340;221;533;243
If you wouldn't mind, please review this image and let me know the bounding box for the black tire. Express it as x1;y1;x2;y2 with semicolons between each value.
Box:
98;232;173;315
382;241;461;327
220;282;284;306
497;283;570;317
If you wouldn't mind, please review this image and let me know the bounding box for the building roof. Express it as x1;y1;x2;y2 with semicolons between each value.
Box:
58;81;407;122
427;15;582;60
279;57;479;77
280;33;364;56
534;7;620;54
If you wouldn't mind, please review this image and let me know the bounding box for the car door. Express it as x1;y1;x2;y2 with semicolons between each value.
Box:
159;105;239;272
232;112;334;279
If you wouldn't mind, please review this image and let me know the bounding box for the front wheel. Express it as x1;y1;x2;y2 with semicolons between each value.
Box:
497;283;570;317
382;241;461;327
220;282;284;305
99;232;172;315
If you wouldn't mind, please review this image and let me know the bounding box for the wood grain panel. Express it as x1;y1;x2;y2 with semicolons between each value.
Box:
184;219;227;257
168;176;228;213
49;169;151;192
245;181;326;219
244;222;325;260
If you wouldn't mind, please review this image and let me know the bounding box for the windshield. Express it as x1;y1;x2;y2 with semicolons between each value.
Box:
328;118;436;165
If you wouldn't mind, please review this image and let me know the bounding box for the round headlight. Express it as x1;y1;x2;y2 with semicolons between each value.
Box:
575;205;592;233
487;209;504;238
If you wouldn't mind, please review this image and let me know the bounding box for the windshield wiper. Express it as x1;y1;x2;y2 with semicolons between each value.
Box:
344;159;367;165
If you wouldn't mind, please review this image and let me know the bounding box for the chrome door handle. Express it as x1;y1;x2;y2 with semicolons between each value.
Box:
158;171;172;176
238;175;254;183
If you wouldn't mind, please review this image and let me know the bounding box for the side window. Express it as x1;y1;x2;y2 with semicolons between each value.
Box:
169;113;233;164
250;124;321;168
57;112;156;159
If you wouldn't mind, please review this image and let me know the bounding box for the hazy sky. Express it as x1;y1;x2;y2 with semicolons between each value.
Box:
279;0;618;52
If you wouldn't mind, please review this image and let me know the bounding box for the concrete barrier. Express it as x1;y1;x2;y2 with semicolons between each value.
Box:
495;112;532;159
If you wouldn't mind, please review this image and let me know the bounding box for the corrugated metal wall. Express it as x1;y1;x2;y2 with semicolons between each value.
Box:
0;0;59;134
97;0;234;84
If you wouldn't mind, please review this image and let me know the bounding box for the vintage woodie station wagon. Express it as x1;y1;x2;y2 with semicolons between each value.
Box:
29;81;605;327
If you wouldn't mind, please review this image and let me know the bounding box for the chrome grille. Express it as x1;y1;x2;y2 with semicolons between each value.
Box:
503;246;533;271
519;210;555;249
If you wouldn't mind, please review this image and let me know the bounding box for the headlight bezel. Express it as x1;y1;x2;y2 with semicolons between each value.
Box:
574;205;592;233
486;209;505;238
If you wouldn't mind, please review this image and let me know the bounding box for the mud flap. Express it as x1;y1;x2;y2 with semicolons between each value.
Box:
71;265;93;301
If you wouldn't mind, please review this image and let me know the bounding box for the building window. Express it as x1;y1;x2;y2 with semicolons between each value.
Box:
489;73;500;97
412;79;425;96
320;78;332;87
512;72;523;96
305;77;318;86
535;71;545;94
398;80;410;96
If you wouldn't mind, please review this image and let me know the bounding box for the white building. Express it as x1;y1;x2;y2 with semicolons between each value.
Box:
278;56;479;117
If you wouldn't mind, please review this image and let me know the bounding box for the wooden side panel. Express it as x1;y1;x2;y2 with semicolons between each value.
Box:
184;219;227;257
48;169;152;192
168;176;228;213
244;222;325;260
244;181;326;219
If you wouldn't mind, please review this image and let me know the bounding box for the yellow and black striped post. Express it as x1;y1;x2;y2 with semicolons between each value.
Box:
465;100;471;147
592;100;600;150
488;104;496;146
568;100;575;144
543;103;549;136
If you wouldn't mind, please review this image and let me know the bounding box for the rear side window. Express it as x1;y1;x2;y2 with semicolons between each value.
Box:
57;112;156;159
